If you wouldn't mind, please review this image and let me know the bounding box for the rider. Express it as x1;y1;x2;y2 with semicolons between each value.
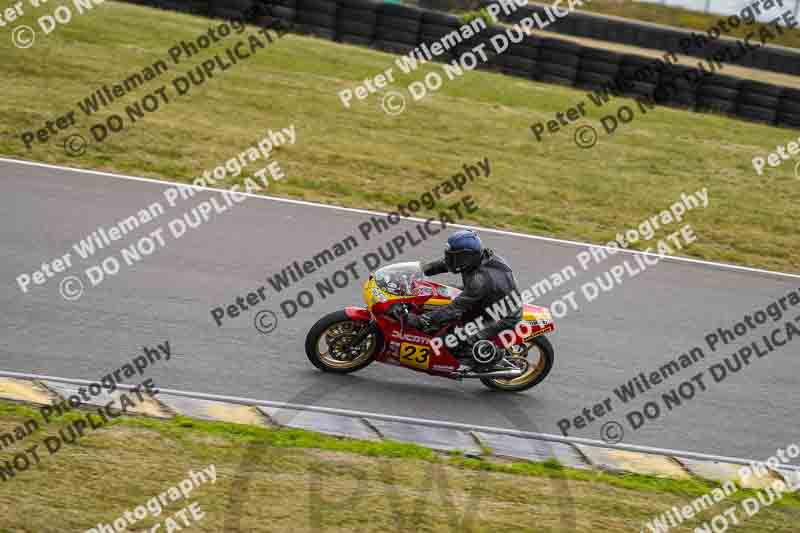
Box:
406;230;522;370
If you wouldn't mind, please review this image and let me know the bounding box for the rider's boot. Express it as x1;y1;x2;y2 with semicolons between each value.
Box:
457;339;506;373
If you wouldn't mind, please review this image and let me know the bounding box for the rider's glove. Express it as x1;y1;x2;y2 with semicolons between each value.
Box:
407;312;434;332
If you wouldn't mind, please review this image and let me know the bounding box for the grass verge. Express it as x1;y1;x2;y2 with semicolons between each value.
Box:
0;399;799;532
2;1;799;273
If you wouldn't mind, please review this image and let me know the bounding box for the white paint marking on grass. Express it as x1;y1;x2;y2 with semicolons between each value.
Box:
2;156;799;280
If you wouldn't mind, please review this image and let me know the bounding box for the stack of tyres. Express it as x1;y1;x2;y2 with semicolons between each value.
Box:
491;33;539;79
616;54;662;100
536;38;582;86
591;17;619;42
337;0;379;47
656;64;698;110
252;0;286;29
777;89;800;129
661;31;684;55
270;0;298;26
459;25;506;72
552;12;579;36
634;25;661;49
417;10;461;63
696;74;741;115
728;42;757;69
208;0;255;20
157;0;211;16
447;21;483;68
476;0;800;77
114;0;800;131
295;0;337;39
374;3;423;54
700;39;726;65
576;47;621;91
736;80;782;125
122;0;164;8
769;49;800;76
495;3;527;23
127;0;208;15
751;47;773;72
615;23;638;47
576;16;600;40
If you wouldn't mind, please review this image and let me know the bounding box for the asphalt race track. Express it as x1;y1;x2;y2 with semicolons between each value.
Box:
1;158;798;463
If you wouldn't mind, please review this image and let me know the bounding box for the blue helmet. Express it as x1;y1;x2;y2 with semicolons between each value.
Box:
445;230;483;273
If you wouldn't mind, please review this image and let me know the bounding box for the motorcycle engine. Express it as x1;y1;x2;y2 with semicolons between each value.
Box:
472;339;498;365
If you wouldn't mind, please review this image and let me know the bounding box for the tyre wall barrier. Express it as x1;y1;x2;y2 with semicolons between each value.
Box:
656;64;698;109
124;0;211;15
696;73;741;115
337;0;380;46
491;32;539;79
418;10;462;62
373;3;424;54
480;0;800;78
460;24;506;71
778;88;800;127
117;0;799;129
736;79;783;123
537;38;581;86
294;0;338;39
576;47;621;92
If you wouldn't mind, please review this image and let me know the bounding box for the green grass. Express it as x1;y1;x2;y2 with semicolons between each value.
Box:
1;399;799;532
2;1;799;274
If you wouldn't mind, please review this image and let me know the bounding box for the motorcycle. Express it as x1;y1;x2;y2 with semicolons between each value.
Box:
305;261;556;392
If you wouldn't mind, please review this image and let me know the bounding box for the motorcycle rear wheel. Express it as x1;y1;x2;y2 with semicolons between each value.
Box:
480;335;554;392
305;310;382;373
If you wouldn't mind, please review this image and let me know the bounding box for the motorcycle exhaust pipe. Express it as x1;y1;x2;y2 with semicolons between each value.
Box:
461;368;525;379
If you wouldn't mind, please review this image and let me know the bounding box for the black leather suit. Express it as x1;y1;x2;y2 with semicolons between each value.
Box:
420;249;522;352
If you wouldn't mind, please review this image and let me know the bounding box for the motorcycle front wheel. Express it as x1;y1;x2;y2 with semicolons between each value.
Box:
480;335;554;392
305;310;382;373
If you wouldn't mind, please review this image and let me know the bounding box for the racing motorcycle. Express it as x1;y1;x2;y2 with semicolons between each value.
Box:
305;261;555;392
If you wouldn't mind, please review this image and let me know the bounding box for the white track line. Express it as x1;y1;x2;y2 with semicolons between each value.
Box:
2;156;800;281
2;369;798;471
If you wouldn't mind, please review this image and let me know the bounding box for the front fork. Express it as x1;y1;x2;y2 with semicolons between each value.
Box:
348;319;377;349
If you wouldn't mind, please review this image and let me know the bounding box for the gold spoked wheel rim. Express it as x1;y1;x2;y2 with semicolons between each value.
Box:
316;320;376;370
490;340;547;388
